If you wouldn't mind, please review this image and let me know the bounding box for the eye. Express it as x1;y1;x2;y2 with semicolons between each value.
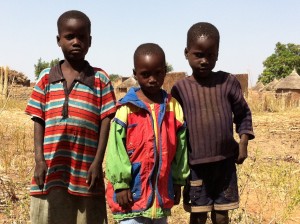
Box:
194;52;206;58
141;72;150;78
78;35;87;41
209;53;217;58
65;34;75;40
155;69;165;77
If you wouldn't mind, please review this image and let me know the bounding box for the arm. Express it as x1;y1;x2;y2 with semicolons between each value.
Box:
172;127;190;205
87;113;114;190
106;108;133;207
33;117;47;188
229;77;254;164
230;77;255;140
236;134;249;164
86;71;117;189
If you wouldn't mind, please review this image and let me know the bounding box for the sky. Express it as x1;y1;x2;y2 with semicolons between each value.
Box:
1;1;299;86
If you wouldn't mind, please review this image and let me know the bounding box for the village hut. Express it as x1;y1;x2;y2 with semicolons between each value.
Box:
251;81;265;92
116;76;139;93
275;69;300;100
111;76;122;88
162;72;186;93
263;78;280;91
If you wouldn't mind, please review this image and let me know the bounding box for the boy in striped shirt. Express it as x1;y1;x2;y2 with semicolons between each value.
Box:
171;22;255;224
25;10;116;224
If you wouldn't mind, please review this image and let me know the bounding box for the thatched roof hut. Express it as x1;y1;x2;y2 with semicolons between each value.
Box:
162;72;186;93
116;76;139;93
275;69;300;100
252;81;265;92
275;69;300;91
263;78;280;91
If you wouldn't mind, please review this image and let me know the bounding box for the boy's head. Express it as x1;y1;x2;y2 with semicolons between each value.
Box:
56;10;92;62
133;43;166;96
185;22;220;78
57;10;91;35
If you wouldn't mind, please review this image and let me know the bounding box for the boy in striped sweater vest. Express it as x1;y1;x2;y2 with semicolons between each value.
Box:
171;22;255;224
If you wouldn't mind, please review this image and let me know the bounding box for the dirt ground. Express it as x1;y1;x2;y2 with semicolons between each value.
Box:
243;110;300;223
0;108;300;223
251;111;300;158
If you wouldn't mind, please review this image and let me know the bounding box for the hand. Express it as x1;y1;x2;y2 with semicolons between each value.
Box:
236;141;248;164
116;189;133;208
86;161;102;191
173;184;182;205
34;160;48;188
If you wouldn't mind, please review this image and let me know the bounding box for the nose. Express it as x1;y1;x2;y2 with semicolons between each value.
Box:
148;76;158;84
72;37;81;46
200;58;209;65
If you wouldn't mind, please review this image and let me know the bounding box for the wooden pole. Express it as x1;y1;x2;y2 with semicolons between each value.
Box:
3;66;9;99
0;67;3;96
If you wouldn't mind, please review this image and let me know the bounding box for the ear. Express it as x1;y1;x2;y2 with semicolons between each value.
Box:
56;35;61;47
89;36;92;47
184;48;188;59
133;69;136;79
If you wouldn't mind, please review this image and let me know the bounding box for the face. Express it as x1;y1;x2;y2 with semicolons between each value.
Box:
57;18;91;62
185;36;219;78
133;54;166;96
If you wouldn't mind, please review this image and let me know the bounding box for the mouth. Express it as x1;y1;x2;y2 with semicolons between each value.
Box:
70;49;82;53
148;83;160;88
198;69;210;73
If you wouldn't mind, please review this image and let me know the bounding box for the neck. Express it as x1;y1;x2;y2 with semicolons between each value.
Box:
137;89;163;104
192;71;213;82
62;59;86;72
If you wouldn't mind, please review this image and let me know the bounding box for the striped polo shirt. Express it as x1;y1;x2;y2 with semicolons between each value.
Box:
25;61;116;196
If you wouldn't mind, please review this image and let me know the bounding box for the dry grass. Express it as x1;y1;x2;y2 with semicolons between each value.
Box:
247;90;300;113
0;91;300;223
0;99;33;223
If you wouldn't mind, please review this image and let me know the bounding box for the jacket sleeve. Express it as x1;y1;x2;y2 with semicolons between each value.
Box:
172;127;189;186
106;107;132;190
171;99;189;185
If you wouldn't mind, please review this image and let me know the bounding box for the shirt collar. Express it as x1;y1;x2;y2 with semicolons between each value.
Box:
49;60;95;89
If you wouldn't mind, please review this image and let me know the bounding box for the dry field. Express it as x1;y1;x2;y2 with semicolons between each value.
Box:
0;91;300;224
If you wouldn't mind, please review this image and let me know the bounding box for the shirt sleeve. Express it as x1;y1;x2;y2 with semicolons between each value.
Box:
171;84;183;107
24;69;49;120
98;72;117;120
105;107;132;190
230;76;255;140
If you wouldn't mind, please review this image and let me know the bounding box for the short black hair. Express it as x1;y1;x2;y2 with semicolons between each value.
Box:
187;22;220;48
57;10;91;34
134;43;165;67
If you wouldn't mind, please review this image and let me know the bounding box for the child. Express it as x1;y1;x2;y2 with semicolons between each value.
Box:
171;22;255;224
25;10;116;224
106;43;189;224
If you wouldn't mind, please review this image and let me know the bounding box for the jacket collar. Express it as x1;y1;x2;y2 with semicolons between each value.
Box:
49;60;95;89
118;87;169;109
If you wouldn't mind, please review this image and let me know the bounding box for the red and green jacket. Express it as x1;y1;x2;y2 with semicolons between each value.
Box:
106;87;189;219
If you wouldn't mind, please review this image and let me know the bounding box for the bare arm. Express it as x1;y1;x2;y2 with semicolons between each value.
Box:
33;117;47;187
236;134;249;164
87;113;115;190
